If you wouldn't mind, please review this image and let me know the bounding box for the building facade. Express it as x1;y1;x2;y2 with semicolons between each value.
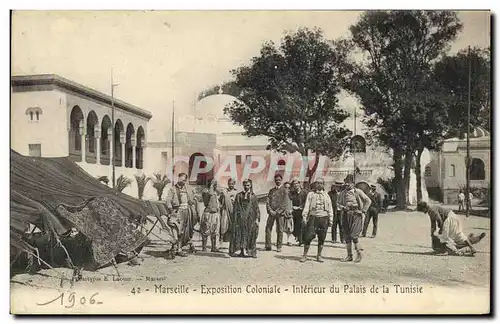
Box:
425;127;490;204
11;74;153;198
147;91;396;198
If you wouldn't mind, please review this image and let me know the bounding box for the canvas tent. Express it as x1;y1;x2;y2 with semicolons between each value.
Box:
10;150;157;273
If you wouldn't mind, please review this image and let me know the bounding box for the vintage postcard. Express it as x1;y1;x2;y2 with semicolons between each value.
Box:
10;10;491;314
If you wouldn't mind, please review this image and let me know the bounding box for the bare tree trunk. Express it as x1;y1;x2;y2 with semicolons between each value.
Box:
393;148;406;210
416;147;424;203
403;148;413;205
306;153;321;184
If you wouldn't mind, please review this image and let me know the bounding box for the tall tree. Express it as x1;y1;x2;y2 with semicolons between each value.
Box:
343;10;463;208
433;46;491;136
224;27;352;181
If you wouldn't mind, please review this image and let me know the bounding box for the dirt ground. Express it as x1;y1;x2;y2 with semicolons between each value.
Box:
10;204;491;314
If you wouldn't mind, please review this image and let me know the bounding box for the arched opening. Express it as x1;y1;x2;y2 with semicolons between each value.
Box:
351;135;366;153
470;158;485;180
125;123;135;168
69;106;84;161
100;115;111;165
114;119;124;167
136;126;145;169
86;111;98;163
25;107;42;121
189;152;213;185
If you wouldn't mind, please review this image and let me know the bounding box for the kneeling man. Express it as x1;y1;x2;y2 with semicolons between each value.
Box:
417;202;485;256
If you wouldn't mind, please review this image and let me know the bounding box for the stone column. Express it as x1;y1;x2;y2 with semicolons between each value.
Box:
120;134;126;168
140;138;146;169
95;129;101;164
131;138;137;169
79;120;86;162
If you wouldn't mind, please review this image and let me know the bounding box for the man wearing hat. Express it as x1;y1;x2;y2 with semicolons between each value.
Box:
300;178;334;262
362;184;383;238
328;181;345;244
338;174;372;262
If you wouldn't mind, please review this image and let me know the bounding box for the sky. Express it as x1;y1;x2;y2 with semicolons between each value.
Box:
11;10;491;141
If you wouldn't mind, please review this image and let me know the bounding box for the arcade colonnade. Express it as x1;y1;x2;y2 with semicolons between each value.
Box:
68;105;146;170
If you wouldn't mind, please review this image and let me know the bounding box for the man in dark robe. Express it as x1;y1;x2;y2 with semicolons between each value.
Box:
165;173;198;257
230;179;260;258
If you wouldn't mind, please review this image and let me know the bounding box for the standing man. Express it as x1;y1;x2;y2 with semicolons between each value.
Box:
220;178;238;245
458;191;465;212
300;178;334;263
362;184;382;238
338;174;371;263
289;180;308;246
165;173;198;257
230;179;261;258
328;181;344;244
200;179;223;253
265;174;289;252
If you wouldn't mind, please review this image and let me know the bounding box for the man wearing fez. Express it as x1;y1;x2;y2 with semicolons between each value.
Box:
329;181;345;244
165;173;198;256
362;184;382;238
300;178;334;263
265;174;289;252
338;174;372;263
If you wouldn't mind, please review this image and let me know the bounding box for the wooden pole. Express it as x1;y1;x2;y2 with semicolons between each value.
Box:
466;46;471;218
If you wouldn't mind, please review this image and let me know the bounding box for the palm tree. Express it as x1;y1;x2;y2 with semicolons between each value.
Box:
151;173;171;200
135;173;150;199
116;175;132;193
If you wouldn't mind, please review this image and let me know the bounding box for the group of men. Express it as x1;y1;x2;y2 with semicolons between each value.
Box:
163;171;484;262
165;173;260;258
266;173;382;263
163;172;383;262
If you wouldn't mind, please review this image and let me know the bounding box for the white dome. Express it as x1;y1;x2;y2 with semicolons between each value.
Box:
194;94;242;119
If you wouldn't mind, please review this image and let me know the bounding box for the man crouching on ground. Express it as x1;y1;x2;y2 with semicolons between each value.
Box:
300;178;333;263
416;202;485;256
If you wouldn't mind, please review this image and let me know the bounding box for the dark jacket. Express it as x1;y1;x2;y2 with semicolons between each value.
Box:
266;186;289;215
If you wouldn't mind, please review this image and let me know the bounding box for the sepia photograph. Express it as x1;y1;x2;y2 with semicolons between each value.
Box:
9;9;491;314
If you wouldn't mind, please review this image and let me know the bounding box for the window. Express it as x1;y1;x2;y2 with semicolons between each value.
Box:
424;165;432;177
245;155;252;164
26;107;42;122
351;135;366;153
28;144;41;157
449;164;456;177
236;155;242;164
470;158;486;180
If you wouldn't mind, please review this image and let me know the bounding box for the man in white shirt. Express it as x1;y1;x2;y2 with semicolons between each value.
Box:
300;178;334;263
